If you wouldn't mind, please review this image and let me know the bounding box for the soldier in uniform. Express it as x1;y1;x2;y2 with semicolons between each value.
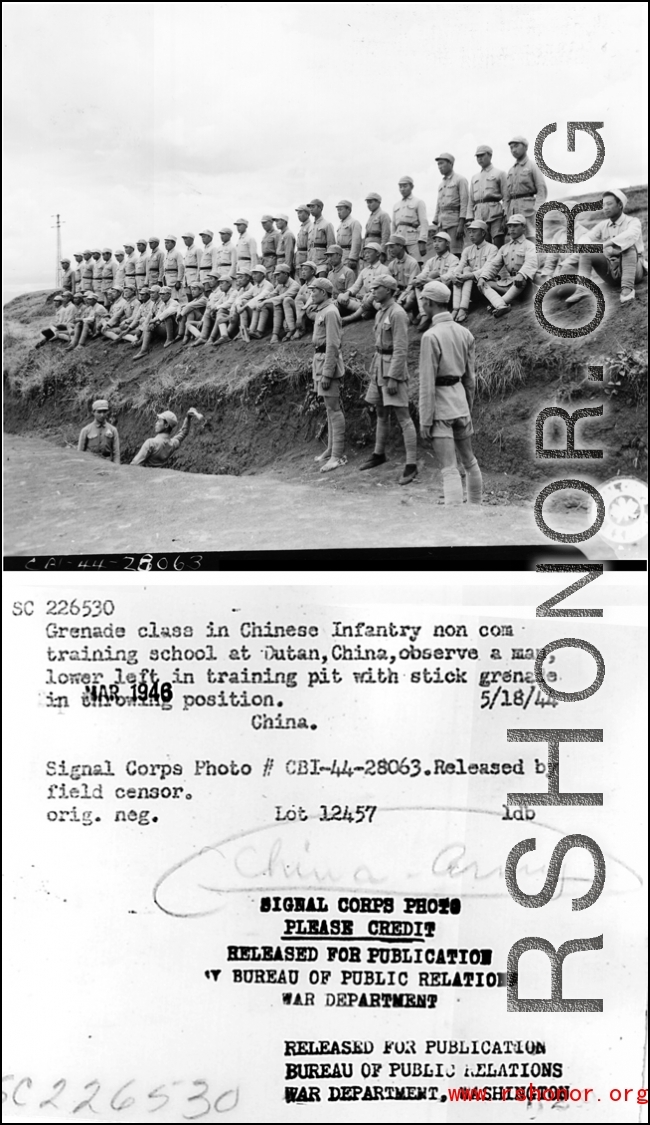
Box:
100;286;130;337
35;293;74;347
91;249;104;298
309;277;347;473
468;145;507;248
80;249;95;293
264;262;300;343
337;242;391;324
433;153;469;255
65;290;109;349
478;214;538;317
146;238;166;288
134;239;149;294
133;285;180;359
234;219;258;271
418;280;482;505
307;199;335;273
78;399;120;464
360;274;418;485
274;213;295;273
505;135;547;239
213;227;237;279
209;277;239;346
260;215;280;276
131;408;202;468
119;286;152;346
534;203;594;305
585;188;646;304
242;264;274;338
364;192;392;259
105;284;141;343
228;266;255;341
335;200;363;275
325;245;356;297
189;276;229;346
60;258;75;294
100;248;117;300
198;229;219;282
163;235;185;298
451;220;499;322
403;232;459;328
176;280;209;344
114;249;126;289
181;232;202;292
294;205;312;273
392;177;428;265
286;260;318;340
387;235;420;296
73;253;84;292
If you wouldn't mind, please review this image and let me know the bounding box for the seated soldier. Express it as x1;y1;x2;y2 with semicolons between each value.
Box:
106;284;141;342
227;267;255;341
242;265;274;339
534;203;595;306
336;242;391;324
100;286;130;338
451;219;498;322
403;232;459;330
210;277;239;346
188;275;224;346
176;280;209;344
261;262;300;343
325;244;356;298
576;188;645;305
65;291;109;350
387;234;420;297
286;261;318;340
477;213;538;317
120;286;153;345
35;292;75;347
133;285;180;359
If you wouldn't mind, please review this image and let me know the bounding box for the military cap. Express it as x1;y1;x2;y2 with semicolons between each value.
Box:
182;231;195;238
148;236;160;243
325;244;343;255
92;248;101;254
189;279;203;288
302;260;318;271
603;188;627;208
108;285;123;292
365;191;382;202
336;199;352;209
308;278;333;295
509;134;529;145
92;399;109;411
274;212;289;222
114;249;125;256
370;274;398;290
275;261;291;273
421;280;451;303
250;264;266;274
475;144;493;156
139;286;151;294
157;410;178;427
308;198;324;207
218;226;233;234
467;219;488;232
74;252;83;257
164;234;177;242
53;294;64;302
102;246;112;253
261;214;275;222
136;238;148;246
398;176;414;185
237;264;253;276
123;283;136;292
506;213;527;225
83;248;92;254
60;257;70;265
149;283;162;291
234;217;249;225
435;152;455;163
364;241;383;253
85;292;98;301
199;228;214;237
159;285;172;293
433;230;452;243
295;204;310;211
73;293;84;301
386;234;407;247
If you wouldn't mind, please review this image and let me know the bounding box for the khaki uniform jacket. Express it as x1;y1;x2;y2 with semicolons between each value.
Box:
114;260;126;289
61;267;75;293
212;241;237;279
467;164;507;222
146;247;166;286
78;421;120;464
261;229;280;272
336;217;363;264
327;264;356;296
372;300;409;384
412;250;459;289
276;228;296;271
307;217;336;265
480;235;538;282
312;299;345;382
349;261;391;300
455;240;499;279
590;213;644;255
388;253;420;291
392;194;428;247
133;250;149;288
132;416;191;467
505;156;547;217
364;208;392;254
433;172;469;227
198;241;219;281
80;259;95;292
295;219;313;267
418;312;476;425
91;258;104;292
163;247;185;289
182;243;202;286
235;232;258;268
101;258;117;292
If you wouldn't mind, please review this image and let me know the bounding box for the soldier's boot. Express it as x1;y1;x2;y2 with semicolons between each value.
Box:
77;323;93;348
190;318;212;347
283;299;296;335
133;329;153;360
64;325;82;351
270;305;284;343
163;318;177;348
482;284;510;317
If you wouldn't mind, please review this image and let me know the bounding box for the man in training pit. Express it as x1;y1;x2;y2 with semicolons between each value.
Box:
131;408;203;468
418;280;482;506
78;399;120;464
360;274;418;486
477;213;538;317
310;277;346;474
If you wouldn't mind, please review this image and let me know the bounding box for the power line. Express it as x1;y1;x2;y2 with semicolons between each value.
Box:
51;214;65;288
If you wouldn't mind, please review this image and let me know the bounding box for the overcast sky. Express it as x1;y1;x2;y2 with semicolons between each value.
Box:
3;1;647;301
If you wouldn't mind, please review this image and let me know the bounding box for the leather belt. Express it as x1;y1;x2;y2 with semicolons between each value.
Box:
315;344;327;353
509;193;535;199
435;376;461;386
375;346;394;355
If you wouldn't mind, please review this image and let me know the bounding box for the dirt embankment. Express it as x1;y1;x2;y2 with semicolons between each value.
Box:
4;188;647;498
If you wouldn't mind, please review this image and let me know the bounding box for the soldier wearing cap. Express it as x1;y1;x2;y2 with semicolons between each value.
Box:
35;292;75;348
262;262;300;344
451;220;499;322
364;192;391;259
337;242;391;324
65;291;109;350
209;277;239;346
294;206;313;273
274;214;295;274
285;261;318;340
418;280;482;506
505;135;547;239
234;219;258;271
114;249;126;290
131;407;202;468
91;249;104;298
106;284;141;343
585;189;645;304
241;264;274;339
60;258;75;294
228;266;255;341
181;233;202;292
534;203;595;306
78;400;120;464
335;201;363;275
176;280;209;345
387;235;420;296
260;215;280;275
163;235;185;296
359;275;417;485
433;154;469;255
309;277;347;473
120;286;152;346
198;229;219;282
146;238;166;288
212;228;237;280
134;240;149;294
468;145;507;248
80;250;95;293
100;286;130;337
133;285;180;359
307;199;335;272
100;248;117;298
477;214;538;317
392;177;428;264
325;245;356;298
189;275;231;346
73;253;84;293
404;232;459;329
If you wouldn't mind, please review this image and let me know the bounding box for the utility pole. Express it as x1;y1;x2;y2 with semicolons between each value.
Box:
51;213;65;288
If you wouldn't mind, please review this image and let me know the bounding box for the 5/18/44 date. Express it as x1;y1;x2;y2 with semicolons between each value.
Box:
275;805;377;823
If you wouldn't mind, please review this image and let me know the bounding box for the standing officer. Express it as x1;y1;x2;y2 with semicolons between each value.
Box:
78;400;120;464
418;280;482;506
213;227;237;279
146;237;166;288
392;176;428;265
477;214;538;317
91;249;104;297
309;277;346;474
468;144;507;248
73;253;84;292
134;240;149;294
433;153;469;254
260;215;280;275
80;249;95;293
60;258;75;294
100;248;117;298
307;199;335;272
198;229;219;281
114;249;126;289
294;205;313;273
364;192;392;258
360;274;418;485
335;200;363;274
274;213;295;273
234;219;258;271
505;135;547;239
163;235;185;297
181;232;202;291
451;219;498;322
